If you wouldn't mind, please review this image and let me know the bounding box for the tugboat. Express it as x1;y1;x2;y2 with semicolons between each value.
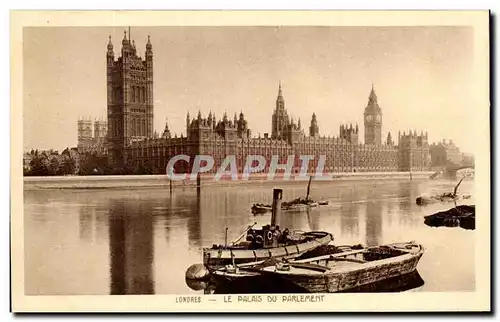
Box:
202;189;333;268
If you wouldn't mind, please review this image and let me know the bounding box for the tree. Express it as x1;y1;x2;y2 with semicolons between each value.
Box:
47;157;61;176
28;156;49;176
61;155;76;175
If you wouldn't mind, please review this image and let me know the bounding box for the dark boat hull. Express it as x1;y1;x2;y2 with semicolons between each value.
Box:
203;231;333;268
270;246;424;293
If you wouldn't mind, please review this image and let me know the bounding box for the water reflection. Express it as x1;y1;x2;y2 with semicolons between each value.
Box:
339;196;359;238
23;179;475;295
108;200;155;295
306;210;321;232
79;207;94;242
365;201;383;247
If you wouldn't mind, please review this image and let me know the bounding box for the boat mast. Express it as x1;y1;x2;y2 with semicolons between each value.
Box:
453;178;464;196
225;227;228;247
306;176;313;200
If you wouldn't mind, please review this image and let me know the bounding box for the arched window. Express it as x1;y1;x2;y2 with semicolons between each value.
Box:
142;87;146;103
135;86;140;103
131;86;135;102
142;119;146;136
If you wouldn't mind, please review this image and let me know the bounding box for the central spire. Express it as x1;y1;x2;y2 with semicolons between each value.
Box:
277;81;284;104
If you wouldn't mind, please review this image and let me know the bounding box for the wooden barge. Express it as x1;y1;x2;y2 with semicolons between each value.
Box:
213;241;424;293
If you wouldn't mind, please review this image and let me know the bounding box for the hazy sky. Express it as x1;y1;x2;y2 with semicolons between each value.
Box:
24;26;476;153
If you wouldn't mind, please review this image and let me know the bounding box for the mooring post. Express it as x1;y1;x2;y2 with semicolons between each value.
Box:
271;188;283;228
169;178;172;195
197;173;201;194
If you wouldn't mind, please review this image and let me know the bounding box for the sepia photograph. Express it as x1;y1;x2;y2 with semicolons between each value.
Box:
11;10;490;312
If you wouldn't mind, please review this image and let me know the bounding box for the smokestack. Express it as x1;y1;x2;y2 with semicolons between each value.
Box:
271;188;283;227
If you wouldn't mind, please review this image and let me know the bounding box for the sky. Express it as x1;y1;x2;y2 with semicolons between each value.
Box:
23;26;478;153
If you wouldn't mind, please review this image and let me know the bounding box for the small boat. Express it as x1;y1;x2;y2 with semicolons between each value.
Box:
251;203;272;214
424;205;475;230
416;193;459;205
282;197;318;211
251;198;325;214
251;176;328;214
416;178;468;205
204;229;334;268
258;241;424;293
212;244;363;283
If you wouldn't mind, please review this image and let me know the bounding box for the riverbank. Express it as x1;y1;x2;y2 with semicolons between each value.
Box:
23;171;435;190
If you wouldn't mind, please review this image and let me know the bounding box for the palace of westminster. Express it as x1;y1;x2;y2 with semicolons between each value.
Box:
76;31;457;175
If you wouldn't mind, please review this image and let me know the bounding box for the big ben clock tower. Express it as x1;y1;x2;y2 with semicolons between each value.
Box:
364;84;382;145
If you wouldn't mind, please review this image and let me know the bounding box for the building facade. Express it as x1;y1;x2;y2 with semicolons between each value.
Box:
107;30;154;168
77;117;108;155
429;140;462;168
124;86;430;175
103;32;431;175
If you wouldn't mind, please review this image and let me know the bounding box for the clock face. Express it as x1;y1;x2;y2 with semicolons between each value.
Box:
365;115;372;122
376;115;381;122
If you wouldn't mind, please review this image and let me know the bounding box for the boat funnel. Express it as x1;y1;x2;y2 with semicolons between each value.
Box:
271;189;283;227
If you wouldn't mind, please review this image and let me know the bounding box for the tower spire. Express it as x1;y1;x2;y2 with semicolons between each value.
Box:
146;35;153;53
107;35;114;57
369;83;377;102
128;26;131;41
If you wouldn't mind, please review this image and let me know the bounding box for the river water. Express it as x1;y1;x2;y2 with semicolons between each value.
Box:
24;178;475;295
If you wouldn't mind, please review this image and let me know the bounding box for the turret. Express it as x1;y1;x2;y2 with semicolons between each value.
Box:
145;35;153;60
237;111;249;140
208;111;213;126
386;132;393;145
162;117;171;139
107;36;114;60
309;113;319;137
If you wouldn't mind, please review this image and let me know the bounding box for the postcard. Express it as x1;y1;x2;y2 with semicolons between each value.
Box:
11;10;490;312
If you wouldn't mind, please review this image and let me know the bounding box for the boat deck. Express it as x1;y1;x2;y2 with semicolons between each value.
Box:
262;258;367;275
